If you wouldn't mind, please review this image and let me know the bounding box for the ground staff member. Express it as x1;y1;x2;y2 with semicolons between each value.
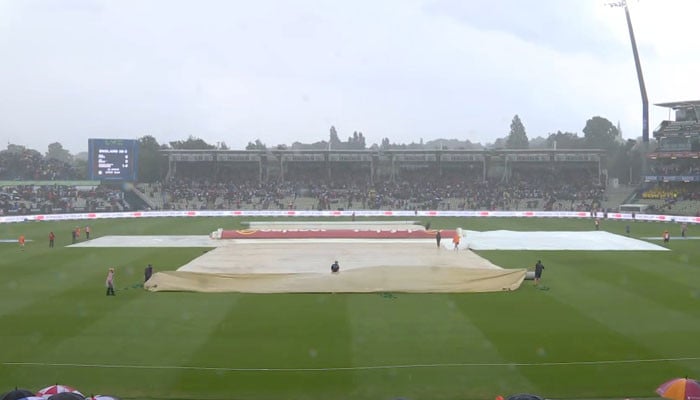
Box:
534;260;545;286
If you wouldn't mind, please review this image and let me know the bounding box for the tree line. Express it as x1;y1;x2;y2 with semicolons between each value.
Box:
2;114;649;183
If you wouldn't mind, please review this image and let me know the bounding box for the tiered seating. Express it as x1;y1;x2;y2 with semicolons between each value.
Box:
0;184;127;215
656;120;700;136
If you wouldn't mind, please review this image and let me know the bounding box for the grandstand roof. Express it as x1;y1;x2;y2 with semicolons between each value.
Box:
160;148;606;155
655;100;700;109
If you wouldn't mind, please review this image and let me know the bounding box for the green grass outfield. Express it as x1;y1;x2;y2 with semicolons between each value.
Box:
0;216;697;400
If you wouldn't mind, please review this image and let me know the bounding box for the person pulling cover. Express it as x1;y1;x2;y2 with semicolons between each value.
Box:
534;260;545;286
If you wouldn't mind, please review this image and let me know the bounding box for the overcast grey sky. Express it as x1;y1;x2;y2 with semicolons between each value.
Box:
1;0;698;154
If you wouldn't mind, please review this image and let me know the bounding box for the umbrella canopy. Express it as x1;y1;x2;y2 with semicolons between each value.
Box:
46;394;84;400
1;389;35;400
657;378;700;400
507;395;544;400
36;386;83;400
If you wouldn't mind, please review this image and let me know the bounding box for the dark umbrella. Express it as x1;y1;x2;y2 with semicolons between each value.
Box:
1;389;35;400
507;395;544;400
47;394;84;400
85;397;120;400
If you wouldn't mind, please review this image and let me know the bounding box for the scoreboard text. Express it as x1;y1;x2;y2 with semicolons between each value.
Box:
88;139;139;181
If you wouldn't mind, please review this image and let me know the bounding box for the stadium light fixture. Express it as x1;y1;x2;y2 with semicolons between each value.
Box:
607;1;626;7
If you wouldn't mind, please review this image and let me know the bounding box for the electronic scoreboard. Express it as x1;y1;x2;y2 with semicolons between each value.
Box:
88;139;139;181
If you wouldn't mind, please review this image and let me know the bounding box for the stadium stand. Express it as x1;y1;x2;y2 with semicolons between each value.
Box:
0;183;129;215
8;141;698;216
155;149;607;213
639;100;700;216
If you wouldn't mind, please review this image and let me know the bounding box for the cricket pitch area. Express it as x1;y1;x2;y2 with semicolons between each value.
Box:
72;221;668;294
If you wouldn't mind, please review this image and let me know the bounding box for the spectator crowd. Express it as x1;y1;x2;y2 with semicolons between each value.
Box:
3;146;700;216
1;184;128;216
139;165;607;214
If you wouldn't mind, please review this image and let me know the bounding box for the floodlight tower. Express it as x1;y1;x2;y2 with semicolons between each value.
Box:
609;0;649;180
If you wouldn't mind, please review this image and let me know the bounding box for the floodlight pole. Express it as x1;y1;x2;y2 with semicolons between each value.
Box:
610;0;649;182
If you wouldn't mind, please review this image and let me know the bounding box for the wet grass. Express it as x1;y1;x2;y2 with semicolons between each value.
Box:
0;216;693;399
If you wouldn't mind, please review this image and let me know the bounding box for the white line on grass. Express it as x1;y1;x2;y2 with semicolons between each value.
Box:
4;357;700;372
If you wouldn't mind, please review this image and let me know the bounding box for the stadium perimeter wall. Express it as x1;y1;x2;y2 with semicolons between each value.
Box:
1;210;699;224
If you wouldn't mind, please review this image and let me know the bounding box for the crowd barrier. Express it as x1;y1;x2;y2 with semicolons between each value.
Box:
1;209;699;224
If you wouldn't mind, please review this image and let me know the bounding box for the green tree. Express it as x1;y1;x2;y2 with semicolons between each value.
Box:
380;137;390;150
358;132;366;149
583;116;618;151
46;142;72;163
492;137;507;149
528;136;548;149
347;131;366;149
329;126;341;149
0;144;42;179
246;139;267;150
506;115;529;149
545;131;585;149
6;143;26;154
169;135;216;150
138;135;167;183
71;158;88;180
608;139;642;183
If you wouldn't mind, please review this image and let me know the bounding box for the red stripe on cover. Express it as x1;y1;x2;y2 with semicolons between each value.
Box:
220;229;457;239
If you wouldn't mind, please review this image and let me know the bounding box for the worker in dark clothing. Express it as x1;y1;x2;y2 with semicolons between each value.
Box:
534;260;545;286
144;264;154;282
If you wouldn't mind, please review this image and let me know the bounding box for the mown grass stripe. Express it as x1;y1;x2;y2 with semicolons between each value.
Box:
547;252;700;388
13;292;247;397
167;293;355;400
451;280;670;399
344;293;535;400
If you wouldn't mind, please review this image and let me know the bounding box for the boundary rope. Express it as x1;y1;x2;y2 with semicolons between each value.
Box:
4;356;700;372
